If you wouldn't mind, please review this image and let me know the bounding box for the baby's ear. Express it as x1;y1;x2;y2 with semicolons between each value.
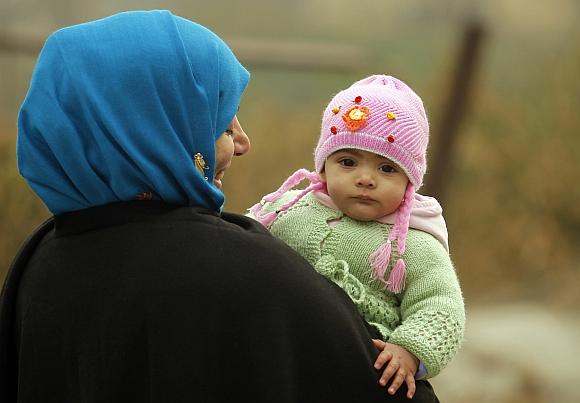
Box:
318;169;327;183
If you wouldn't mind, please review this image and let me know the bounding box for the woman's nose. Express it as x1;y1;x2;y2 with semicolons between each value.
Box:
232;116;250;156
356;172;376;188
234;130;250;156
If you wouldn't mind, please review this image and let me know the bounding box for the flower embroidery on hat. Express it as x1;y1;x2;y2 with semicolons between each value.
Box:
342;105;369;131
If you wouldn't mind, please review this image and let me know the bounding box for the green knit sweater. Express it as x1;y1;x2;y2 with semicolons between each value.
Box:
251;191;465;378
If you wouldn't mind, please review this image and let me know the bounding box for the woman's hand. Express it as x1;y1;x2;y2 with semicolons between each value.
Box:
372;339;419;399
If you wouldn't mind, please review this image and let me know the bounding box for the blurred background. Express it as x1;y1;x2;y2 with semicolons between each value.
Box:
1;1;579;401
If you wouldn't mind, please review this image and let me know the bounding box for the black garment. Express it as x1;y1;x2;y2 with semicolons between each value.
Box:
1;201;438;402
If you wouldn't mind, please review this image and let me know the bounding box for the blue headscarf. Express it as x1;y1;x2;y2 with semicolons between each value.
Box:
17;10;249;214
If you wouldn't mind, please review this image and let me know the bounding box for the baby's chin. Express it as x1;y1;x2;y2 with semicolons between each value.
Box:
343;211;382;222
343;206;393;222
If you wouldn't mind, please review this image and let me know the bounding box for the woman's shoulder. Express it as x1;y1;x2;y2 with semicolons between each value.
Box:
219;211;310;259
221;211;271;235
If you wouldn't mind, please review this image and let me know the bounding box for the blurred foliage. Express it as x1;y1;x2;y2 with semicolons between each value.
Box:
0;135;49;280
1;0;579;310
444;37;580;307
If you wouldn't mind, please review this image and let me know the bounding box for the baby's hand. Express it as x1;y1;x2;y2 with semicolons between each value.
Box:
372;339;419;399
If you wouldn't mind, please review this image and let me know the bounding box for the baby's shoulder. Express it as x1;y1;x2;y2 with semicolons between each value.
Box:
405;228;449;259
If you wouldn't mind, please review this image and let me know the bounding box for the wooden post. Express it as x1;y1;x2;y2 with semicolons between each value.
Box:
423;21;485;202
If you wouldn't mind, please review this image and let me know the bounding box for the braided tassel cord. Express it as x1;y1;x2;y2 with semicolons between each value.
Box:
369;240;392;285
248;169;324;228
386;258;406;293
385;183;415;293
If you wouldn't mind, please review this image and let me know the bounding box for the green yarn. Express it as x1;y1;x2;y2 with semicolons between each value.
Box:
250;191;465;378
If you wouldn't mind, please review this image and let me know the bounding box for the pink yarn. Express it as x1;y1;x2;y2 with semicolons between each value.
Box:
263;168;313;202
248;202;263;217
387;258;407;293
249;168;325;228
392;183;415;256
368;183;415;293
370;240;391;284
257;211;278;227
276;181;325;214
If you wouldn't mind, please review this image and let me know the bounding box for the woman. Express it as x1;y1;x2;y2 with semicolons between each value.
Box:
0;11;438;402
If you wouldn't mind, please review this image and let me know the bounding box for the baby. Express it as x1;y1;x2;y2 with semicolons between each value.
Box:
249;75;465;399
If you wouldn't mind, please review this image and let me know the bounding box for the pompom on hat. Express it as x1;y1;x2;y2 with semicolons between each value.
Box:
250;75;430;293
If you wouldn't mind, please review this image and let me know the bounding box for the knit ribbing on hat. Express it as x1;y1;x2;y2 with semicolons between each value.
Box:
369;183;415;293
315;75;429;189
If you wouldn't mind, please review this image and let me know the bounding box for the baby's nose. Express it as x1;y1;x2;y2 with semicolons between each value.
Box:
356;173;376;188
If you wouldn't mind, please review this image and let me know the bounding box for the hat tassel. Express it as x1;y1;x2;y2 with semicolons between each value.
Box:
370;239;392;284
248;169;324;228
387;258;406;293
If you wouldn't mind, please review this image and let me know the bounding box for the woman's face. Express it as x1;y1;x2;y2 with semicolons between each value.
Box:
320;149;408;221
213;115;250;189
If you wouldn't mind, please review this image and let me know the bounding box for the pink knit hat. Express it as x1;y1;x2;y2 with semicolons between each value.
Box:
250;75;429;293
315;75;429;187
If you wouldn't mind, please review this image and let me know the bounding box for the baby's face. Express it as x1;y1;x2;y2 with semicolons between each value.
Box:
320;149;408;221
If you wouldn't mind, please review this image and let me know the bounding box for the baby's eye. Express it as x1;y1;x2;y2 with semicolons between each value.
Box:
338;158;356;167
380;164;396;173
224;128;234;136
